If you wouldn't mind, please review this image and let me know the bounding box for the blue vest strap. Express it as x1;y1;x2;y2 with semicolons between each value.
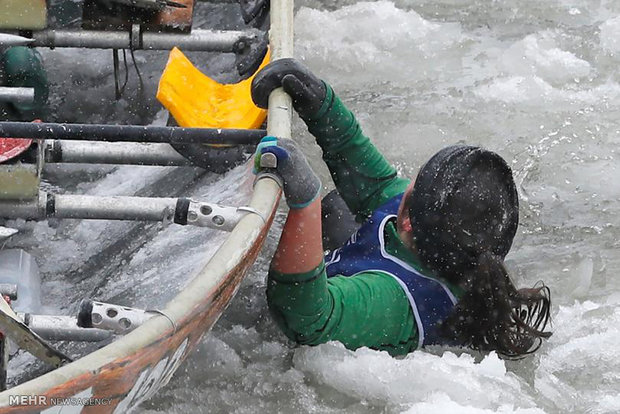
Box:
325;194;457;347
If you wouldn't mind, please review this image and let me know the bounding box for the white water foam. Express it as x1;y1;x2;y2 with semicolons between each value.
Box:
11;0;620;412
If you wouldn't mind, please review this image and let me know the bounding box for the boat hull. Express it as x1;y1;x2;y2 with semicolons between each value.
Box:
0;186;279;413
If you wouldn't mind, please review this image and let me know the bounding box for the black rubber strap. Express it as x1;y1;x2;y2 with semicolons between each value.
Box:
77;300;93;328
174;198;190;225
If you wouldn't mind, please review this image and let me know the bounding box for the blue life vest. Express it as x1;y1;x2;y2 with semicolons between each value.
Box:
325;194;458;348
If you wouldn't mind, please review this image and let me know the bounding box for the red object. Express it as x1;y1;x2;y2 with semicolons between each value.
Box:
0;138;33;163
0;119;40;163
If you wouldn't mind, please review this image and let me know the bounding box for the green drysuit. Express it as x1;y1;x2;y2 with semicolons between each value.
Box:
266;84;459;356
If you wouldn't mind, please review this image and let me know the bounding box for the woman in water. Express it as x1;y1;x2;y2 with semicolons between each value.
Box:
252;59;551;357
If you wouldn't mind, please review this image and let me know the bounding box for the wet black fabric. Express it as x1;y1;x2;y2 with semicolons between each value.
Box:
251;58;326;120
321;190;359;251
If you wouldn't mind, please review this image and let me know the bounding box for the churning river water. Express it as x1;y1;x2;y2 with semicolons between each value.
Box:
9;0;620;413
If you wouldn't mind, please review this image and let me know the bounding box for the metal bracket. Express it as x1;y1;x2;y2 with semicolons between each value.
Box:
236;206;266;224
146;309;177;332
185;201;269;231
186;201;246;232
18;313;112;342
78;300;161;335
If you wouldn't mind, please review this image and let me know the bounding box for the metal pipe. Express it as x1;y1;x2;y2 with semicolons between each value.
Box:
0;193;249;231
45;140;192;166
253;0;294;180
32;30;128;49
0;33;34;48
0;192;174;221
0;87;34;104
0;193;45;220
54;195;177;222
30;29;259;52
0;122;265;145
266;0;293;139
18;314;112;342
141;31;256;52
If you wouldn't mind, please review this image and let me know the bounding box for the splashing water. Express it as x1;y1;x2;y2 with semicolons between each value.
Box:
141;1;619;413
7;0;619;412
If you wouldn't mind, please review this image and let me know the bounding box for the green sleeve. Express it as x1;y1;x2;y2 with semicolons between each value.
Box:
266;261;418;356
304;83;409;221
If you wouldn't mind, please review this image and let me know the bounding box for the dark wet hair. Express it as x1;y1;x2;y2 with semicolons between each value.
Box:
408;145;551;357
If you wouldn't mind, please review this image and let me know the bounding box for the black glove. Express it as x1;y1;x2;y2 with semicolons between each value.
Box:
251;58;327;121
254;136;321;209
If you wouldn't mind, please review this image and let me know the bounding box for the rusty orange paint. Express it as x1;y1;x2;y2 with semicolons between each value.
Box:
81;0;195;33
153;0;195;32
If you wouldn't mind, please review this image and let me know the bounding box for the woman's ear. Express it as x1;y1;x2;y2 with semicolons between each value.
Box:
396;181;417;248
396;200;415;250
399;213;412;233
397;213;415;248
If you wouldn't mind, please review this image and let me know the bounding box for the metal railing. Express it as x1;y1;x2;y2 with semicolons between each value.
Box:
0;0;292;410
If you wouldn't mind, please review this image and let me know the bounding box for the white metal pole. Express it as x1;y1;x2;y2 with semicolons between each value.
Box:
29;29;259;52
0;87;34;104
45;141;191;166
266;0;294;139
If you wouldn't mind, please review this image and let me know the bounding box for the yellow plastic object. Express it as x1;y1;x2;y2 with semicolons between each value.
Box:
0;0;47;30
157;47;269;146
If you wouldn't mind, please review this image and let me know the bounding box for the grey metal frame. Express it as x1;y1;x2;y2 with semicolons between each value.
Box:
0;87;34;104
29;28;260;52
0;0;292;407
